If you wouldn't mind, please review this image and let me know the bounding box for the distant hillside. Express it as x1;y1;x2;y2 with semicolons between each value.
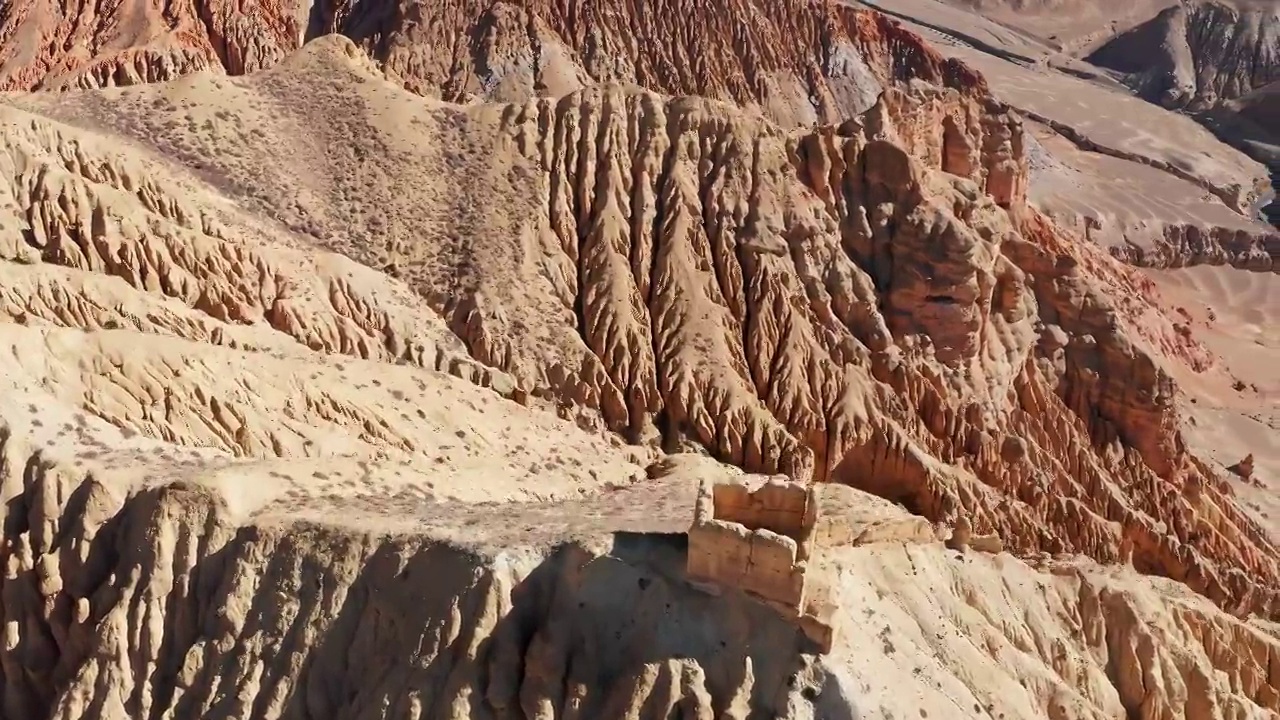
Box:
1087;0;1280;108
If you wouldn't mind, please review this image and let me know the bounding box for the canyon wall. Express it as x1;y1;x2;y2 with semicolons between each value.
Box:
1;425;1278;720
1;0;985;128
5;34;1276;623
1087;0;1280;109
0;0;305;90
0;0;1276;716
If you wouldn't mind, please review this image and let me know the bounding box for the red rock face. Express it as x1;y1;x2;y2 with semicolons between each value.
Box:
0;0;303;90
0;0;989;119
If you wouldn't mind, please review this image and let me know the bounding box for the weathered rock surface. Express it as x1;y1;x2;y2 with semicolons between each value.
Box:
1087;0;1280;109
0;1;1277;718
305;0;989;123
4;35;1277;625
0;0;977;126
1;429;1279;720
1231;454;1258;480
0;0;304;90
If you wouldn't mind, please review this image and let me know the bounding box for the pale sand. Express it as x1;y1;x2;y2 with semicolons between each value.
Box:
1147;265;1279;534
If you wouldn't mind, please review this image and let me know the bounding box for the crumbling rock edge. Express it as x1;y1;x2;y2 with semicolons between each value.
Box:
0;426;833;720
4;428;1280;719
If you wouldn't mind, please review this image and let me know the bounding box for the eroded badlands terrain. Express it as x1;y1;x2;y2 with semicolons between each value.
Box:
0;0;1277;718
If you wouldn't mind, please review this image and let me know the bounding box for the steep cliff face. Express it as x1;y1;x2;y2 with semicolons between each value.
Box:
7;36;1278;624
1;427;1279;720
1087;0;1280;109
0;0;305;90
0;0;985;126
0;423;819;720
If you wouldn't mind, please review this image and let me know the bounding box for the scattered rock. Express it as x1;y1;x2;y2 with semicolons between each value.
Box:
1228;454;1255;481
1000;436;1029;464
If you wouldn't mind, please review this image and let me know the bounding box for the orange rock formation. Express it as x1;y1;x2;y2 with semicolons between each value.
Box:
1;0;1275;637
686;477;837;651
0;0;302;90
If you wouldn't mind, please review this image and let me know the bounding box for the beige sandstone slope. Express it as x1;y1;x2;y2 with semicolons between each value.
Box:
5;34;1279;621
1147;265;1280;535
305;0;983;124
3;436;1280;720
860;0;1280;659
0;8;1276;720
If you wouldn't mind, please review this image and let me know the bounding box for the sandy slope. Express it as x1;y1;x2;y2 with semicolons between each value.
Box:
1147;266;1280;535
937;0;1180;50
1026;123;1275;260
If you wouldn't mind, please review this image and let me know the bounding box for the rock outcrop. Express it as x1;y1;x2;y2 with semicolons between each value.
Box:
1087;0;1280;109
0;425;1278;720
685;473;945;652
1230;454;1257;480
0;0;984;124
0;430;827;720
0;0;304;90
687;477;838;652
687;479;819;613
1094;216;1280;271
307;0;989;125
5;32;1277;623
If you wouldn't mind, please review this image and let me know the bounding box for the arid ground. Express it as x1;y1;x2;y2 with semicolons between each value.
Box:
0;0;1276;718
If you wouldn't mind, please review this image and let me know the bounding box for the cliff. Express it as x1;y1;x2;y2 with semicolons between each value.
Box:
1087;0;1280;109
0;0;304;90
5;35;1277;623
0;0;1276;716
305;0;988;125
0;0;988;130
1;428;1278;719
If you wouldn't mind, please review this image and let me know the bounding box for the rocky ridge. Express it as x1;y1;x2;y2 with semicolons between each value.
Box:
1087;0;1280;110
0;0;1276;718
6;433;1280;720
307;0;989;123
6;32;1278;622
0;0;984;122
0;0;304;90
